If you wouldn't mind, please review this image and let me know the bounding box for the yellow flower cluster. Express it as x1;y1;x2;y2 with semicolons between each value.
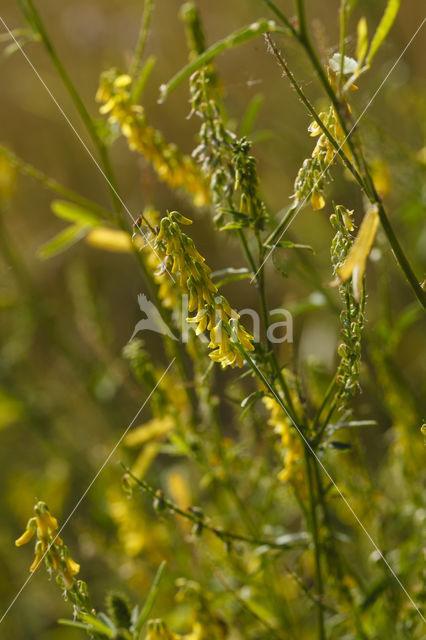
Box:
96;70;210;207
15;501;80;590
153;212;254;368
263;395;303;486
293;107;346;211
138;209;179;310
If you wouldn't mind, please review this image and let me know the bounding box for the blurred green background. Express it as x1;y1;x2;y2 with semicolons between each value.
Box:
0;1;425;637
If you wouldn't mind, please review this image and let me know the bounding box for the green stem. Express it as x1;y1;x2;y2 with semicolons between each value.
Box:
262;0;298;37
339;0;349;88
159;19;286;101
123;466;308;551
294;0;307;40
304;448;326;640
129;0;155;79
311;374;338;434
264;34;363;187
264;34;425;309
23;0;122;218
0;145;112;219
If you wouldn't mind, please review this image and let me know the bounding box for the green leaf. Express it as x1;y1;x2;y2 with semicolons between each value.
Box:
211;267;251;287
159;20;278;101
273;240;314;252
366;0;401;65
326;420;377;437
135;561;167;634
131;55;156;103
79;612;116;637
37;223;89;259
58;619;94;631
50;199;102;226
329;440;352;450
241;390;264;419
239;93;264;137
241;389;264;408
356;17;369;65
219;222;247;231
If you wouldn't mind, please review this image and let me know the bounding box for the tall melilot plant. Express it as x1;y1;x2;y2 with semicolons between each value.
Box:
1;0;425;638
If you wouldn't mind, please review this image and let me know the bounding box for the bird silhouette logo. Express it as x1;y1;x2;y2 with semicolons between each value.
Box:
129;294;178;342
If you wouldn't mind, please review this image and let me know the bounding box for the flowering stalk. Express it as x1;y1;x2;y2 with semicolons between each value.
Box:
150;211;255;368
96;70;210;208
16;502;91;613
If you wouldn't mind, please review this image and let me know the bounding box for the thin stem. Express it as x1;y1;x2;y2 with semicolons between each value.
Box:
264;34;363;187
123;466;308;551
262;0;298;37
311;374;338;434
304;448;326;639
265;34;425;310
294;0;307;40
23;0;122;217
129;0;155;78
339;0;349;88
0;145;112;219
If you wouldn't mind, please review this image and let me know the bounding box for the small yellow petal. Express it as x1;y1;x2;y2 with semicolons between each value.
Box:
311;192;325;210
66;557;80;576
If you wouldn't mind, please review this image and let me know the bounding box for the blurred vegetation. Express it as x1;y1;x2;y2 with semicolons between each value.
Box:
0;1;425;639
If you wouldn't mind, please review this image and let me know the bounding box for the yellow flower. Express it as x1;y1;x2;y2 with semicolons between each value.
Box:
29;541;44;573
16;501;81;591
15;517;37;547
263;379;304;487
311;192;325;210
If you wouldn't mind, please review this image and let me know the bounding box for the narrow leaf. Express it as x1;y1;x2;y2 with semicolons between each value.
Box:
239;93;264;137
367;0;401;65
329;440;352;450
50;199;102;226
58;619;93;631
135;561;167;634
38;224;89;259
79;613;116;637
219;221;248;231
132;55;156;103
356;17;369;65
241;389;264;408
274;240;314;252
159;20;278;101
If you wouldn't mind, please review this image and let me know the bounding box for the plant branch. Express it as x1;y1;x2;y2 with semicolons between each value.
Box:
123;466;309;551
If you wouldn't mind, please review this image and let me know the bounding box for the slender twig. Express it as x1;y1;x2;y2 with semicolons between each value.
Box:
339;0;349;88
304;448;326;640
129;0;155;79
264;34;363;186
264;34;426;310
123;466;309;551
0;145;112;219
